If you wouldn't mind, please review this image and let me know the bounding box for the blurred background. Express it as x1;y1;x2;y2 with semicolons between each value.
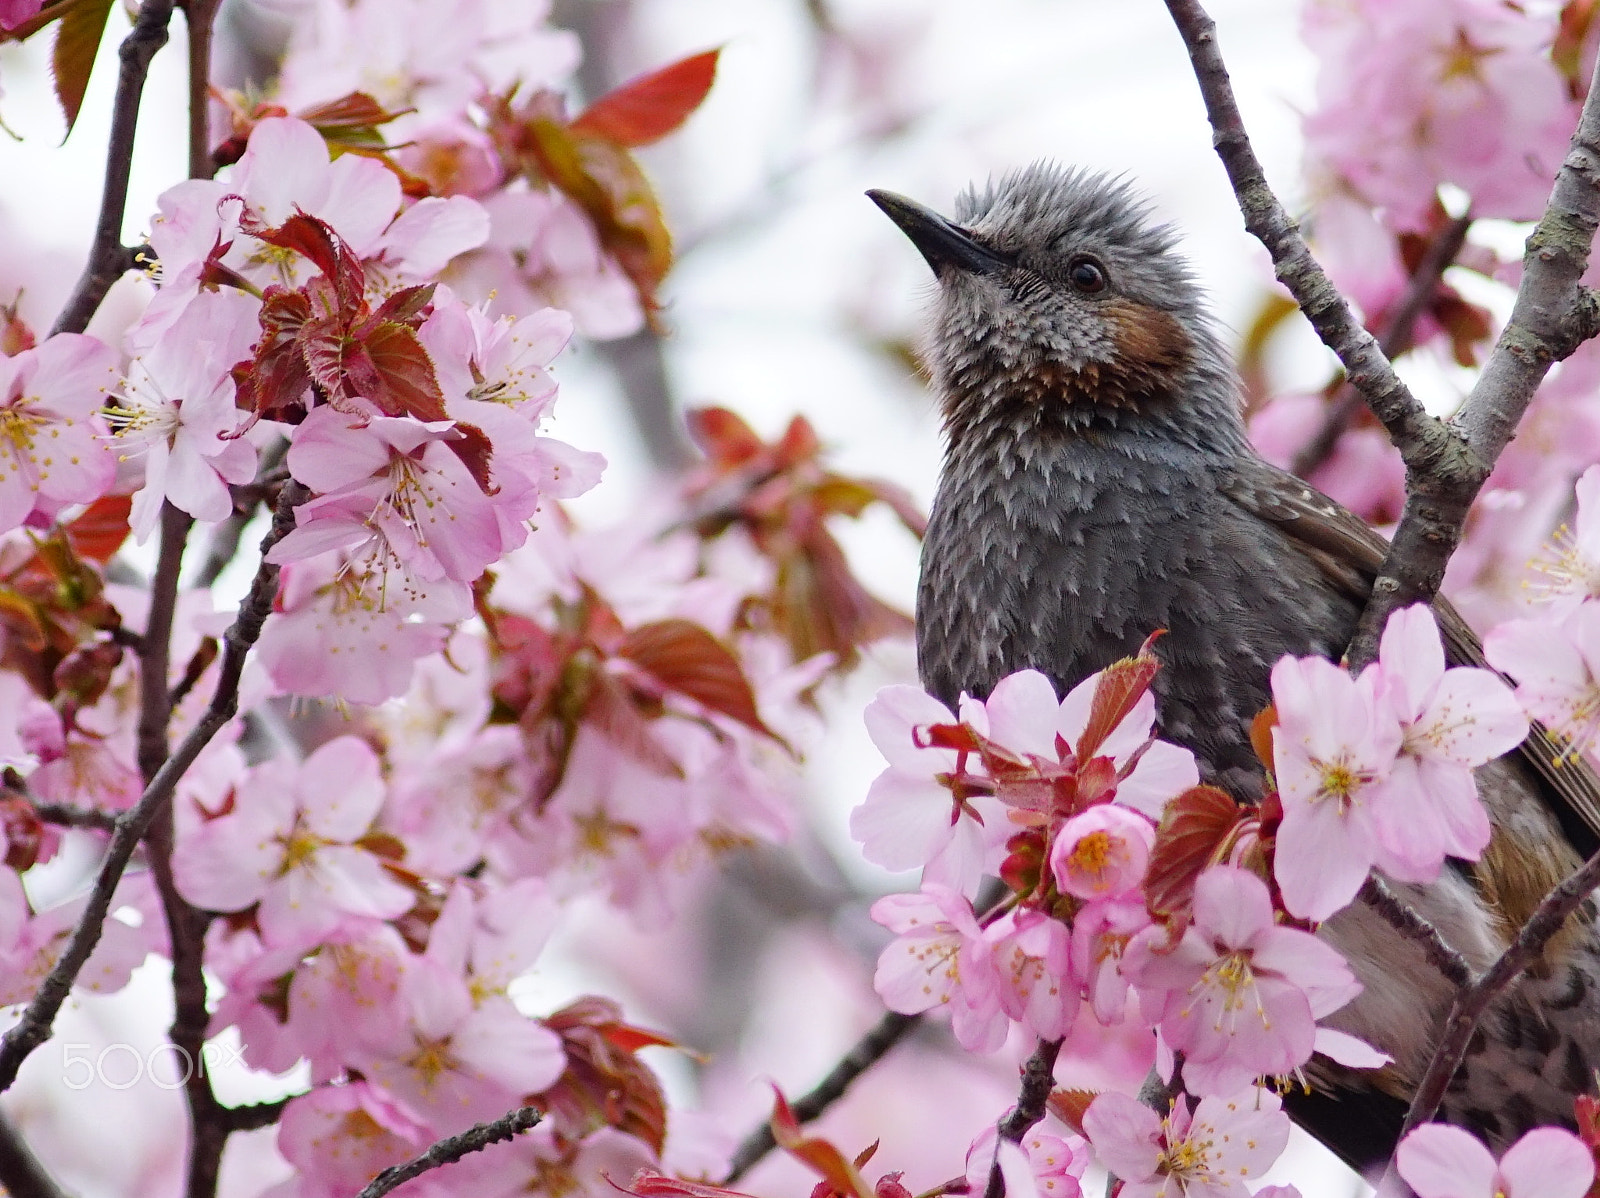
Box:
0;1;1369;1194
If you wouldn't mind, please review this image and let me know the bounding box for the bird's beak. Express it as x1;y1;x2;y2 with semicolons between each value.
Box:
867;189;1011;277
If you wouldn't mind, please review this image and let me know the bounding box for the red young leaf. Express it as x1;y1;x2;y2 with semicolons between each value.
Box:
445;421;496;495
686;406;766;467
768;1088;875;1198
64;494;131;563
247;210;367;309
369;282;437;326
618;1172;759;1198
1046;1089;1099;1138
1075;650;1161;762
1250;704;1278;775
357;320;448;421
570;49;721;147
618;618;779;741
1144;785;1245;920
49;0;111;136
584;670;685;779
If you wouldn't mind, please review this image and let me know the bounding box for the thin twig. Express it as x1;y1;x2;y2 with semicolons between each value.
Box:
723;1011;921;1183
181;0;221;181
982;1039;1064;1198
1359;876;1474;990
1291;216;1475;478
354;1105;543;1198
30;802;118;832
1381;843;1600;1184
0;1111;67;1198
50;0;177;337
0;481;307;1094
216;1097;293;1133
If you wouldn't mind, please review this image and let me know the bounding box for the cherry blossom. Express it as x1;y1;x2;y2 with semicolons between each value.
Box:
1049;803;1154;901
0;333;117;534
984;907;1079;1041
1124;866;1363;1095
172;736;415;945
965;1123;1088;1198
270;1081;433;1198
1269;653;1402;921
870;883;1007;1052
1082;1087;1290;1198
1396;1123;1595;1198
1369;605;1526;882
1069;897;1152;1026
1485;602;1600;765
1527;464;1600;612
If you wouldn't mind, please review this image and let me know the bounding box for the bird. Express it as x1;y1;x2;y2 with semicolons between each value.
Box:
868;163;1600;1173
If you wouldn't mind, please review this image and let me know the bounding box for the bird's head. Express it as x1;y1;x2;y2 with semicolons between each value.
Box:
870;163;1243;450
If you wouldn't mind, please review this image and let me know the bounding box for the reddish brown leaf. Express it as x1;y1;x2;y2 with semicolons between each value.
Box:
1075;650;1161;762
570;49;721;147
369;282;436;326
539;997;670;1154
1250;704;1277;775
64;494;130;563
769;1089;874;1198
49;0;110;136
584;671;685;778
1046;1089;1099;1137
619;1172;759;1198
359;320;448;421
618;618;778;740
445;421;496;495
686;406;766;467
602;1024;677;1053
1144;785;1244;920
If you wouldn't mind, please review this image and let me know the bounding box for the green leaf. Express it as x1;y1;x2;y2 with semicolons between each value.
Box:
50;0;112;138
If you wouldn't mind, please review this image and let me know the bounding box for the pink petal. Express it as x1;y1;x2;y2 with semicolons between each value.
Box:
1499;1127;1596;1198
1396;1124;1499;1198
297;737;385;841
1081;1092;1162;1184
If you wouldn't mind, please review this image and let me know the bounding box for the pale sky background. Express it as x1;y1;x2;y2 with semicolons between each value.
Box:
0;2;1375;1194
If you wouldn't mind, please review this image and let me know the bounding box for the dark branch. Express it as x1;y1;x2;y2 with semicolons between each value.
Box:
30;801;117;832
723;1011;921;1184
0;1112;67;1198
1391;842;1600;1156
982;1039;1064;1198
1291;216;1475;478
1161;0;1463;487
1360;876;1474;990
217;1097;292;1134
50;0;176;337
354;1105;543;1198
180;0;221;180
0;481;307;1094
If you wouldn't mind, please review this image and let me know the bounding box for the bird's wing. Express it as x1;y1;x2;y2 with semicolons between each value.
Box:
1220;453;1600;854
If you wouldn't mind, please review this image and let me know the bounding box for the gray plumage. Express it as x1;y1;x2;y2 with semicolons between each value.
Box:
871;163;1600;1173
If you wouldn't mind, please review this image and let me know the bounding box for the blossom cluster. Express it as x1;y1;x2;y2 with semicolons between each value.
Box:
849;588;1600;1195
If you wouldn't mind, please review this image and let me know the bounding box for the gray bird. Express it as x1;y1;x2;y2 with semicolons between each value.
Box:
869;164;1600;1172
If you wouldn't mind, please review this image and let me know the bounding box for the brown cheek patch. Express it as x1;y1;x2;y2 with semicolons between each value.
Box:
1000;299;1193;414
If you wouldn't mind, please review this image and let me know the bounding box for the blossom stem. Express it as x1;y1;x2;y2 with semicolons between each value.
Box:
50;0;177;338
1393;842;1600;1159
353;1105;543;1198
723;1011;923;1184
0;481;308;1095
1359;876;1474;990
983;1038;1064;1198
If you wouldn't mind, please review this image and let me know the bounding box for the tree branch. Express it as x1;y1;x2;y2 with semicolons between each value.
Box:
49;0;176;337
1291;215;1474;479
217;1097;292;1134
1161;0;1462;487
0;1111;67;1198
354;1105;543;1198
181;0;221;181
0;481;307;1094
723;1011;921;1184
1359;877;1474;990
1386;842;1600;1173
982;1038;1064;1198
30;801;117;832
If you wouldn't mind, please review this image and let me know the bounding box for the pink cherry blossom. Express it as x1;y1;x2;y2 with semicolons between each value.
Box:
1069;897;1152;1026
110;289;259;540
984;907;1079;1041
273;407;506;584
965;1123;1088;1198
274;1081;433;1198
1485;601;1600;766
1527;464;1600;612
1396;1123;1595;1198
0;333;117;533
1123;866;1363;1095
1053;670;1199;818
172;736;415;945
1369;605;1526;882
1050;804;1154;900
0;0;42;32
870;883;1007;1053
1269;653;1403;920
1082;1087;1290;1198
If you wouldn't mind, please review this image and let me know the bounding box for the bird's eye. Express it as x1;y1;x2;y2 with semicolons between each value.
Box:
1068;257;1107;294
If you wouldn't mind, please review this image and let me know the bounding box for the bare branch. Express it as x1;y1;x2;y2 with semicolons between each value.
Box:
1359;876;1474;990
181;0;222;180
982;1039;1064;1198
1386;842;1600;1170
50;0;177;337
30;801;117;832
355;1105;543;1198
1291;216;1474;479
217;1097;293;1134
1160;0;1464;487
0;1112;67;1198
0;481;307;1094
723;1011;921;1184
